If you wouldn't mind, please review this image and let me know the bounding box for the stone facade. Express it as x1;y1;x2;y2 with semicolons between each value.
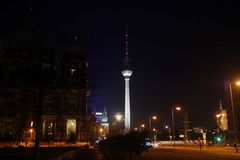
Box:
0;13;92;143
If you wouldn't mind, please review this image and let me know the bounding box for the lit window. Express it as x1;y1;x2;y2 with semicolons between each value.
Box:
70;68;76;76
66;119;76;137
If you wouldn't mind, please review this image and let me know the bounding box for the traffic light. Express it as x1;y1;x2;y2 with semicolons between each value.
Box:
216;136;222;142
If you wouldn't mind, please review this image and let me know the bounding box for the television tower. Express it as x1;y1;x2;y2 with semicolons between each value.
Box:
121;25;133;133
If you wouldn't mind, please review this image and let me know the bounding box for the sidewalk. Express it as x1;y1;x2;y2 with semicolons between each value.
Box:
155;145;240;158
0;141;89;148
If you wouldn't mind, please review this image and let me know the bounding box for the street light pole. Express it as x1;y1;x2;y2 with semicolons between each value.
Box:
153;128;157;141
99;128;103;138
171;107;175;148
172;106;181;149
114;113;124;134
140;124;145;132
149;116;157;140
149;117;152;139
165;125;171;141
229;82;239;153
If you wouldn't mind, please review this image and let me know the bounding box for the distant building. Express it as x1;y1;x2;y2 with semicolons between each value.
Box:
95;112;103;124
95;106;109;139
216;101;228;131
101;107;109;136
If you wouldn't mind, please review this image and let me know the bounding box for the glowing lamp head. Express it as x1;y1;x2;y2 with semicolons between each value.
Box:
141;124;145;128
115;114;123;121
175;106;181;111
235;81;240;86
152;116;157;120
122;70;133;77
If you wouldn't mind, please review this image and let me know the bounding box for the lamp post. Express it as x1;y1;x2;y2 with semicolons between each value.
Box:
114;113;123;134
229;82;239;153
99;128;103;138
140;124;145;132
152;128;157;141
30;128;33;147
165;125;171;141
136;124;146;132
172;106;181;148
149;116;157;140
115;114;123;122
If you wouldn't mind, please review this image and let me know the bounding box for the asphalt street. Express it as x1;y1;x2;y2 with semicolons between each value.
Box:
50;147;240;160
1;146;240;160
140;148;240;160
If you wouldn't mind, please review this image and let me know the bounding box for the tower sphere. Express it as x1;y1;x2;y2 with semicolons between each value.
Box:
122;70;133;77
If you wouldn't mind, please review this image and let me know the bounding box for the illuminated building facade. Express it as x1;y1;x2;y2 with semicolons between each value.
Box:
216;101;228;131
95;107;109;138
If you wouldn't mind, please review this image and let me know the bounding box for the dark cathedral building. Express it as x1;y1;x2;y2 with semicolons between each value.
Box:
0;10;95;145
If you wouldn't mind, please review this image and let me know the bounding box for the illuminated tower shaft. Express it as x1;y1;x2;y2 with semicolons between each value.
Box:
124;77;130;131
122;70;132;132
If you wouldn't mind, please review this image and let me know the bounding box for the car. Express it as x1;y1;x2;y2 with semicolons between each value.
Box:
143;138;153;147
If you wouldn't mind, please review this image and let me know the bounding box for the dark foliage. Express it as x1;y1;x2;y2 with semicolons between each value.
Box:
99;131;148;155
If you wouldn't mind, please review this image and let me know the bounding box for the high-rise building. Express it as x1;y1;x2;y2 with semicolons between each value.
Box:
121;26;133;133
216;101;228;131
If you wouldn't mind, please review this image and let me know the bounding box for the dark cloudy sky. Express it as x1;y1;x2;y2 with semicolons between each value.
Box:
1;1;240;129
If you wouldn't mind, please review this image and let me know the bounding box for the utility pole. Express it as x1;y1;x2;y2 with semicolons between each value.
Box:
183;109;190;145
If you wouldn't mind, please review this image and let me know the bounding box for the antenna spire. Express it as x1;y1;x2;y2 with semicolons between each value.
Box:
123;25;130;68
125;25;128;56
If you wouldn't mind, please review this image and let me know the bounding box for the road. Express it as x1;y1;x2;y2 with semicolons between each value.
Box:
0;146;106;160
2;145;239;160
140;148;240;160
50;147;105;160
48;145;240;160
51;146;240;160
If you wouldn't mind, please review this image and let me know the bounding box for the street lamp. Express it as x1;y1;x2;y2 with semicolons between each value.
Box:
165;125;171;141
115;114;123;122
172;106;181;148
114;113;124;134
29;128;33;147
229;81;239;153
149;116;157;140
138;124;145;132
99;128;103;137
152;128;157;141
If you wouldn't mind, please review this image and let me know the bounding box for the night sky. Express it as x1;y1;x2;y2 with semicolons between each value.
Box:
1;1;240;129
